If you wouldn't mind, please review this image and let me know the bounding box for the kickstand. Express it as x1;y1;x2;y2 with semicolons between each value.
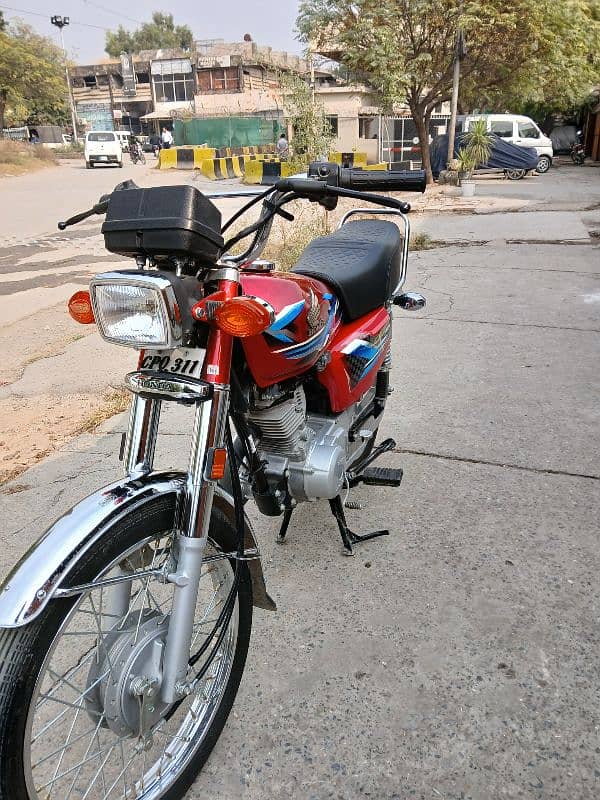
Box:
328;495;389;556
276;508;294;544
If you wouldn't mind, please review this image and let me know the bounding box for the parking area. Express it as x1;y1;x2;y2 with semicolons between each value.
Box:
0;160;599;799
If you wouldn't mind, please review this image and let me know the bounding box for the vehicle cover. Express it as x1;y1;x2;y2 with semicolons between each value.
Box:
550;125;578;155
430;133;539;177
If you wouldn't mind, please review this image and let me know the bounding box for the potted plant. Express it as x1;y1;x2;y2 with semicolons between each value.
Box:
456;119;494;197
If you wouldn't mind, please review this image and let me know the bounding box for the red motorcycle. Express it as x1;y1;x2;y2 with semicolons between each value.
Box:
0;164;425;800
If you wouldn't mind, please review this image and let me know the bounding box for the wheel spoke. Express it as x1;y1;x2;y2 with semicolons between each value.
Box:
64;713;106;800
36;729;125;792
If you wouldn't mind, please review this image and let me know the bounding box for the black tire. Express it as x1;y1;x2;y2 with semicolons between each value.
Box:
504;168;526;181
86;161;93;169
536;155;551;173
0;495;252;800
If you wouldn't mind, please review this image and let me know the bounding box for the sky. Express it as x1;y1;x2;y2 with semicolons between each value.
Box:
0;0;303;63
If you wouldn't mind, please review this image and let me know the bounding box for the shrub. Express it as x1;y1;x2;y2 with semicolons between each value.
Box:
0;139;56;166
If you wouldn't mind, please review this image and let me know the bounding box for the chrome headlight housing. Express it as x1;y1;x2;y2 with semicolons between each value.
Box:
90;271;182;349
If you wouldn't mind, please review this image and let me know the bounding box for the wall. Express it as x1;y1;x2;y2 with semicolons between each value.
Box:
316;85;382;162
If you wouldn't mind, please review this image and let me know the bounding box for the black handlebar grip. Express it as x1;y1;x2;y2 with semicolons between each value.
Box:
339;168;427;193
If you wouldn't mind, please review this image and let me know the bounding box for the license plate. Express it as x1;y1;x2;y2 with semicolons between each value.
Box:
140;347;205;378
99;155;108;161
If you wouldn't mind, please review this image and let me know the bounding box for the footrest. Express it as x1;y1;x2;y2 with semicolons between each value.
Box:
358;467;403;487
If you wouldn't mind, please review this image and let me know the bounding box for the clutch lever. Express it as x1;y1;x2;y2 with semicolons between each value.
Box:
58;179;138;230
58;199;109;230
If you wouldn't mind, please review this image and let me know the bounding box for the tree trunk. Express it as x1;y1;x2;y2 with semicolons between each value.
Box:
411;104;433;184
0;89;6;138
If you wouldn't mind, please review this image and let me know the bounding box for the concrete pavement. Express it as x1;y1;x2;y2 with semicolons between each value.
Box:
1;168;599;798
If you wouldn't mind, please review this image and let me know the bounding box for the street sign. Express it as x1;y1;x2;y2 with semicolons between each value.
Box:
120;53;137;97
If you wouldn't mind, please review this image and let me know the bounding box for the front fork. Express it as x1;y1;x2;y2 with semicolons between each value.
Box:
116;277;237;705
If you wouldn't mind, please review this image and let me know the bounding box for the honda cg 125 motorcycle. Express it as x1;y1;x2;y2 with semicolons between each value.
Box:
0;162;426;799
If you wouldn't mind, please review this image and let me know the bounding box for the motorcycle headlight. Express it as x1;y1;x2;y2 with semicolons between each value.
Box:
90;272;182;349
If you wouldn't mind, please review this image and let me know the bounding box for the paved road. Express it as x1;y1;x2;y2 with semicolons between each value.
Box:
0;162;599;798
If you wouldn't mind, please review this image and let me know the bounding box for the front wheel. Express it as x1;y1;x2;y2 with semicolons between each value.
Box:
0;495;252;800
536;155;551;173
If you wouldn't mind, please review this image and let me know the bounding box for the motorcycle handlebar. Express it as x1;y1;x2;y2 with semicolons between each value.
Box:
338;167;427;193
274;177;412;214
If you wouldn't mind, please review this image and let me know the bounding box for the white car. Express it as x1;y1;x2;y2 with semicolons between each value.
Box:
463;114;554;173
84;131;123;169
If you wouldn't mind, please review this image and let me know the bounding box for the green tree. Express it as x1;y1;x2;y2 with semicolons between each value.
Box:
280;72;335;168
0;22;68;133
105;11;193;57
298;0;600;183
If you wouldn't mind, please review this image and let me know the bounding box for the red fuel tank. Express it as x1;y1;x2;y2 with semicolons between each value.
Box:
239;272;340;388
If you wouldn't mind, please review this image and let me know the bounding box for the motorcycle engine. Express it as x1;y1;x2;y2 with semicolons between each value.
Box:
247;384;375;502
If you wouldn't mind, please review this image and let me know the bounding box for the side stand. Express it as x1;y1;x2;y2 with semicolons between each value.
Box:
276;508;294;544
328;495;389;556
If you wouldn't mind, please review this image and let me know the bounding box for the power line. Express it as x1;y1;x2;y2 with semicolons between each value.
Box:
81;0;142;27
0;4;110;30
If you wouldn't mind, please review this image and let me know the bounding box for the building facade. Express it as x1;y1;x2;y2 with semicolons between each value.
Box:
70;41;307;136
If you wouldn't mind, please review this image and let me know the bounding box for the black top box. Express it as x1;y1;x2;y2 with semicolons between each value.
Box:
102;185;224;266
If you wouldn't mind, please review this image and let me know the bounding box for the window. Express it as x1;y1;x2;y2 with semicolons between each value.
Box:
83;75;97;88
326;115;338;136
135;72;150;85
152;59;194;103
96;74;109;87
490;120;513;138
359;115;378;139
87;132;116;142
197;67;241;92
518;121;540;139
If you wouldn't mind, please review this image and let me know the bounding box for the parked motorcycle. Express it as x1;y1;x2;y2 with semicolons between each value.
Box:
0;163;426;799
571;130;585;165
130;138;147;165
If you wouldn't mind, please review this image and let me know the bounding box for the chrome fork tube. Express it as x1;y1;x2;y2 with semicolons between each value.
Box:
123;394;162;477
103;395;162;629
161;387;230;703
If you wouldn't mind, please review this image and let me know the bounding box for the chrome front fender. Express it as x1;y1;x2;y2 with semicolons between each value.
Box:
0;470;276;628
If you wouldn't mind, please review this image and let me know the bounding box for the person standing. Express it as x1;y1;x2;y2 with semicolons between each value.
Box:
276;132;289;160
161;127;174;149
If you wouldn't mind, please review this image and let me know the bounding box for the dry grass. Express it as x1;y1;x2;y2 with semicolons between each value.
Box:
78;388;131;433
0;139;57;176
410;232;435;250
54;143;84;159
262;203;332;271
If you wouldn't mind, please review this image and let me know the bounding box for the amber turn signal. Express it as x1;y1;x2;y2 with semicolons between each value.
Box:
208;448;227;480
68;290;95;324
214;296;273;338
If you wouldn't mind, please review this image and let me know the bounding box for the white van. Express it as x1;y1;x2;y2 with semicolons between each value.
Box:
84;131;123;169
463;114;553;173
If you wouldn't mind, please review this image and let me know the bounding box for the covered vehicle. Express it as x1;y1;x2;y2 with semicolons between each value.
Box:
549;125;578;155
430;132;540;179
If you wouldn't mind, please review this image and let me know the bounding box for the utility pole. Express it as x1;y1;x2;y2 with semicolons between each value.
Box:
446;6;466;168
50;15;78;140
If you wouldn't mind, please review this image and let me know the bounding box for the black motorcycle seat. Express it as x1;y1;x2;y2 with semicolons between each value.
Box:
292;220;402;321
